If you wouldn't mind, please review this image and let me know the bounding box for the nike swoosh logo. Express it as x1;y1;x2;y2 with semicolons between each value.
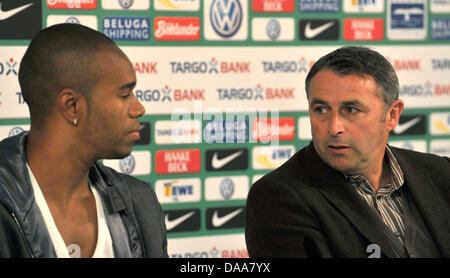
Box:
393;117;421;134
211;150;243;169
165;211;195;231
212;208;243;228
304;21;335;39
0;2;34;21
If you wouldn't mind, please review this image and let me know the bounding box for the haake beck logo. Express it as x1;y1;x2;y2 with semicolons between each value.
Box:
0;0;42;40
155;149;201;174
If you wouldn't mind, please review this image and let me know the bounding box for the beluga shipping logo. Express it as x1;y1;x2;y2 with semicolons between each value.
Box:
204;0;248;40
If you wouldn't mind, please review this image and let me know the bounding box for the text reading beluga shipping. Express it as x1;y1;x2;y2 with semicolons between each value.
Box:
103;16;150;41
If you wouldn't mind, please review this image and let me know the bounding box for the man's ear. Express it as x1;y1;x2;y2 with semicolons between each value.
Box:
386;99;405;133
57;89;81;126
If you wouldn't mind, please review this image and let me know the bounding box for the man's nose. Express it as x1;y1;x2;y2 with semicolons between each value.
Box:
130;95;145;118
328;112;344;136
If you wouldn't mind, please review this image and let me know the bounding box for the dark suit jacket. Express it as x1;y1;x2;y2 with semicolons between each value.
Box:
245;143;450;258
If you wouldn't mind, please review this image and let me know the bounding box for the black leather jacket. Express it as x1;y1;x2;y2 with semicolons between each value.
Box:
0;132;168;258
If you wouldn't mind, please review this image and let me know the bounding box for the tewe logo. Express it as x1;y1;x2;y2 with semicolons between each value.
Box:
204;0;248;40
0;58;18;76
155;178;201;204
252;145;295;169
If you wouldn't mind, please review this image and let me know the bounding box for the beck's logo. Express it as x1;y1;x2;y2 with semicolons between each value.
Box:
155;149;201;174
205;148;248;171
252;0;294;12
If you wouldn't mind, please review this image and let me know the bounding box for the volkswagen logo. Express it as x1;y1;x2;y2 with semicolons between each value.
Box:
119;154;136;174
210;0;243;38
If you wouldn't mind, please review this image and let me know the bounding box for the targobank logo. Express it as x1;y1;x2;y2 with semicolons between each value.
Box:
262;58;312;73
204;0;248;40
135;86;205;103
103;16;150;40
0;58;18;77
170;58;251;74
399;81;450;97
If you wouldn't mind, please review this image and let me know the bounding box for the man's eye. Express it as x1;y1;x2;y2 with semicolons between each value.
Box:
314;107;327;114
347;107;359;113
121;92;131;99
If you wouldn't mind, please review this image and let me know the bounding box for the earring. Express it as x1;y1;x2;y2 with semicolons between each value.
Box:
73;118;78;126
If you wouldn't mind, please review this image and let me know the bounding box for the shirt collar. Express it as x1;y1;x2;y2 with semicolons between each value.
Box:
344;146;404;196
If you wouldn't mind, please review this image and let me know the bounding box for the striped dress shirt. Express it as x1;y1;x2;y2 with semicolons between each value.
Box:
345;147;406;244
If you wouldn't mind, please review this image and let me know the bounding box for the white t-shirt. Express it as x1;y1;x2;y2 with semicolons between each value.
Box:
27;164;114;258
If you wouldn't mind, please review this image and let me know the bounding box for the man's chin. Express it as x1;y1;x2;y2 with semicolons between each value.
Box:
103;148;133;160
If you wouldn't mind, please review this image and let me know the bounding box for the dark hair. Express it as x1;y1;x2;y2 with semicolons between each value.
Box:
305;46;399;111
19;23;116;125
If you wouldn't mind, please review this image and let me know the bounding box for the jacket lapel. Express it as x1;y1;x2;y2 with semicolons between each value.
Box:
303;144;401;257
393;149;450;256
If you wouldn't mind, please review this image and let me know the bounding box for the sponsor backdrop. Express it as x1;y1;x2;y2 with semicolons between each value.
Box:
0;0;449;258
